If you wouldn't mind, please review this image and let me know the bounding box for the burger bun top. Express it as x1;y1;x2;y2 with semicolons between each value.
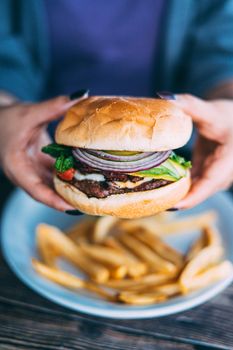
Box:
55;96;192;151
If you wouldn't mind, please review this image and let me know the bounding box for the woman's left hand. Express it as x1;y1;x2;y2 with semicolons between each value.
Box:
173;94;233;209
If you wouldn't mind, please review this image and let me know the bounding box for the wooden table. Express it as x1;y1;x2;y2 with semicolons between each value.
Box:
0;173;232;350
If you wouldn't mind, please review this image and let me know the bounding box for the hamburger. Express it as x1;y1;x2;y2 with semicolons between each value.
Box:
42;96;192;218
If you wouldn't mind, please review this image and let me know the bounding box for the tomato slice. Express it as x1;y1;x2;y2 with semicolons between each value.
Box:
57;168;75;181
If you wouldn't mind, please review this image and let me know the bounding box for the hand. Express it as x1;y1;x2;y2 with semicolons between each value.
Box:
174;94;233;209
0;96;81;211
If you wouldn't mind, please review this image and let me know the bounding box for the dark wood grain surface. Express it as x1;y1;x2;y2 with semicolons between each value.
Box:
0;173;232;350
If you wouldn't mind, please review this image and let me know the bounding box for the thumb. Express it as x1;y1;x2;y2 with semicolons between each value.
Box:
29;93;88;126
174;94;215;125
174;94;229;143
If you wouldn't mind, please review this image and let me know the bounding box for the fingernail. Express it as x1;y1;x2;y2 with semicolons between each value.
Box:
70;89;89;100
65;210;83;216
156;91;176;100
166;208;179;211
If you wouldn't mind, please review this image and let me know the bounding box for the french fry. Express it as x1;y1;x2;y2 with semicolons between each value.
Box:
32;258;84;288
36;224;109;283
84;281;117;301
133;230;184;269
32;259;115;301
66;216;97;242
118;282;180;305
110;265;128;280
127;264;147;278
118;292;166;305
187;261;233;291
80;244;127;268
185;233;206;263
121;282;180;296
103;273;174;290
68;252;110;283
104;236;139;261
119;218;161;237
119;211;217;237
154;212;175;223
150;282;181;297
181;221;221;263
93;216;119;242
118;233;177;274
120;282;180;299
33;210;230;306
179;246;223;293
104;236;147;277
80;244;129;279
154;211;218;236
203;224;222;247
36;226;57;267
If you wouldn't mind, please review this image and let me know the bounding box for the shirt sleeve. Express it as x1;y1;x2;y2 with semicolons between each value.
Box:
179;0;233;97
0;0;46;101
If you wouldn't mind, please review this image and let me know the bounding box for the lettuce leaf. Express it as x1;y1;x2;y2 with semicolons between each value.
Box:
169;152;191;169
54;155;74;173
42;143;72;158
134;164;179;180
132;153;191;180
42;143;74;173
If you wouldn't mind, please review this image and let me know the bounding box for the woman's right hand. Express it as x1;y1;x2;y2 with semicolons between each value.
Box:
0;96;82;211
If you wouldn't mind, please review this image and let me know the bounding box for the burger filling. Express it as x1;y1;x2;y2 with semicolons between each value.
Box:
42;144;191;199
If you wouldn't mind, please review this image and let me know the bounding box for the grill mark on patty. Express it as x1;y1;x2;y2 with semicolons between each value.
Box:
69;178;172;199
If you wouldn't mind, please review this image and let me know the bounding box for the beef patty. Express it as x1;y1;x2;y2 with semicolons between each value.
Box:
75;161;142;183
62;161;172;198
69;178;172;198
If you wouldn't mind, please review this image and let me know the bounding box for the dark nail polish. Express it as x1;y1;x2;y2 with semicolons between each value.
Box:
156;91;176;100
70;89;89;100
65;210;83;216
166;208;178;211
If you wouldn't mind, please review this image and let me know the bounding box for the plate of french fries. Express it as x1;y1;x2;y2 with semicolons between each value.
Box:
1;190;233;319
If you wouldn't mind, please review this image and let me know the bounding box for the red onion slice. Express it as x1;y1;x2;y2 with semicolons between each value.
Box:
84;149;155;162
73;148;171;172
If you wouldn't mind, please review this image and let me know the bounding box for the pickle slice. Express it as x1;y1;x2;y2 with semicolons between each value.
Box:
104;151;141;156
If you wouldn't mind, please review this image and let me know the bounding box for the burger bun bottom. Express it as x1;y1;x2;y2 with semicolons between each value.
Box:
54;172;191;219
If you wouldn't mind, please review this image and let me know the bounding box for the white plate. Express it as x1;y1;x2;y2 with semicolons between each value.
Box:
1;190;233;319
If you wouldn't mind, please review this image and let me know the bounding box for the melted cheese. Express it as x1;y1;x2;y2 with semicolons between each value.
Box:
74;170;153;189
113;177;153;189
74;170;105;182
